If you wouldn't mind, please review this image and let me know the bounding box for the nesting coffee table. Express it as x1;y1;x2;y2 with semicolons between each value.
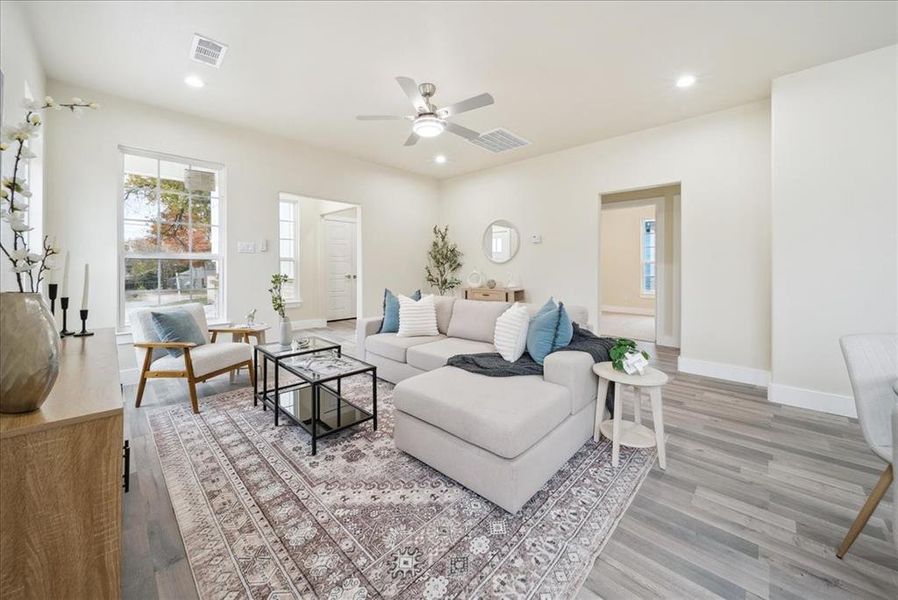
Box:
254;337;377;454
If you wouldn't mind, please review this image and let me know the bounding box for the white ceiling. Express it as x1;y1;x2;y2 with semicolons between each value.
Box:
21;1;897;179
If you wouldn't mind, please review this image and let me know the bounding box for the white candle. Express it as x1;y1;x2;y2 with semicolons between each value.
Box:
61;252;70;296
81;263;90;310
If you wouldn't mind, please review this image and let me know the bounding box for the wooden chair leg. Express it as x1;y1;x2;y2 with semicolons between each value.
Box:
186;379;200;414
836;464;893;558
134;349;153;408
135;374;148;408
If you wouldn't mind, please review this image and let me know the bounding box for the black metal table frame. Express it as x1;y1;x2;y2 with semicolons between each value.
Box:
253;344;378;455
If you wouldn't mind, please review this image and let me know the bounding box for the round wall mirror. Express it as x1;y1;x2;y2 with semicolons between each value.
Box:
482;220;521;264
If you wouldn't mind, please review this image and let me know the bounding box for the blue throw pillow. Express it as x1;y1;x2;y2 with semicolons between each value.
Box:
379;288;421;333
526;299;574;364
150;310;206;358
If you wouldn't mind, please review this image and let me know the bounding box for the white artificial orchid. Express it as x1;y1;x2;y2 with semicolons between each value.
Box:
2;95;96;292
9;248;28;261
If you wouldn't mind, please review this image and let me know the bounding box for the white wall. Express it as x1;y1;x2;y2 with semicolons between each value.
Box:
440;101;772;382
770;45;898;417
599;202;656;314
43;81;439;334
0;0;45;292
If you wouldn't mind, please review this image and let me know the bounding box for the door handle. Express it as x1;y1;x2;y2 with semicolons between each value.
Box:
352;275;357;279
345;274;352;279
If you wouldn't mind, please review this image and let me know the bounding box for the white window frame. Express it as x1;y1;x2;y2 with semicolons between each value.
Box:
640;218;656;297
116;146;227;331
278;197;300;303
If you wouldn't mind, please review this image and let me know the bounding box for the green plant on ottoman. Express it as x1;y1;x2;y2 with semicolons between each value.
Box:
610;338;650;375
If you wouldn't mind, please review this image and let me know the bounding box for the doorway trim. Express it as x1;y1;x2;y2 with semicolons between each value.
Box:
598;183;681;348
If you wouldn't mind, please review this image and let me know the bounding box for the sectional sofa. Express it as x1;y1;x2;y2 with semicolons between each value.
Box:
357;297;605;513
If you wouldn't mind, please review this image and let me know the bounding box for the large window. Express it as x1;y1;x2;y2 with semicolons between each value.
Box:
641;218;656;296
278;197;299;301
119;150;223;328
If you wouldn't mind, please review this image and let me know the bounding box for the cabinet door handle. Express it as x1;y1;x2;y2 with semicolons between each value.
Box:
122;440;131;493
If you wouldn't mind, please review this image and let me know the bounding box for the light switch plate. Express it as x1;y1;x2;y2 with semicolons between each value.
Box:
259;239;269;252
237;241;257;254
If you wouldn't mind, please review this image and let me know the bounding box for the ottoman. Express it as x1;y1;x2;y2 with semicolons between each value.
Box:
393;366;596;513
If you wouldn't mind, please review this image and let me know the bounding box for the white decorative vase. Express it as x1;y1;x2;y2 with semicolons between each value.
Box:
0;293;61;413
279;317;292;345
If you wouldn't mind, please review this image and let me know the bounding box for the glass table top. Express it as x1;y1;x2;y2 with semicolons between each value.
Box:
280;351;373;381
256;336;340;358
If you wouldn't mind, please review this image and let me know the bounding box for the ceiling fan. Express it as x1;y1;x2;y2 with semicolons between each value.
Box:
356;76;494;146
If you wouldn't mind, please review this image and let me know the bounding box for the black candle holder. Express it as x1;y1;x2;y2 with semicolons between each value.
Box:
48;283;58;314
73;309;94;337
60;297;75;337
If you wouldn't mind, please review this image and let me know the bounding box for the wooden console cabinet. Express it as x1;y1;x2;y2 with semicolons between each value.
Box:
1;329;123;599
464;287;525;302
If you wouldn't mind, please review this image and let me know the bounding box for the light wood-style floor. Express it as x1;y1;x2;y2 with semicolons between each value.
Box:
121;321;897;599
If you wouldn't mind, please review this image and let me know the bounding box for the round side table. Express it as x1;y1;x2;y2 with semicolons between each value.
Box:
593;361;669;469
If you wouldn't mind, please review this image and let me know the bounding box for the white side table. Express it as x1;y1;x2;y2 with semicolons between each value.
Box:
592;361;669;469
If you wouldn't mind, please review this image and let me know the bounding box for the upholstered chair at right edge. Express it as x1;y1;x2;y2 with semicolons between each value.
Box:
836;334;898;558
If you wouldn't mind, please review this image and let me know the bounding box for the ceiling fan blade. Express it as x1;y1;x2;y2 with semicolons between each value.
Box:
396;76;428;113
437;93;494;118
404;132;420;147
445;121;481;141
356;114;406;121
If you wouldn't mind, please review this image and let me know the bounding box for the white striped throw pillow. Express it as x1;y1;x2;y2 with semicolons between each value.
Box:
494;302;530;362
396;294;439;337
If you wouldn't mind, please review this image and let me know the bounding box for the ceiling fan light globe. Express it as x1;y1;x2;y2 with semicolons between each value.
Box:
412;115;445;138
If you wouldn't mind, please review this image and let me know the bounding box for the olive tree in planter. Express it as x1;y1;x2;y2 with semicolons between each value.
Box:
0;96;97;413
424;225;463;295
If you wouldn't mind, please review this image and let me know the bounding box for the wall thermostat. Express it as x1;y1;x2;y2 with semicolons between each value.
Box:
530;234;542;244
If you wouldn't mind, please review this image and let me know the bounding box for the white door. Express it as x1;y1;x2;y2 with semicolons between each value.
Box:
325;218;357;320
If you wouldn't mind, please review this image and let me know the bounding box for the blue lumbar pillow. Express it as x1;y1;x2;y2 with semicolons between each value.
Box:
526;298;574;364
379;288;421;333
150;310;207;358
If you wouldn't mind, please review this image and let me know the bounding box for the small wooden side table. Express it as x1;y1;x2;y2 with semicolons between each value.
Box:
592;361;668;469
464;287;525;302
210;323;270;382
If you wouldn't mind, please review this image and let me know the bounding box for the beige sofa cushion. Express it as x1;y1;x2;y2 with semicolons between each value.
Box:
406;337;496;371
433;295;457;334
393;366;571;459
447;299;510;343
365;332;445;363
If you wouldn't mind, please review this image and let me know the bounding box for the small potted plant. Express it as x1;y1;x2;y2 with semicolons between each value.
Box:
269;273;292;344
610;338;650;375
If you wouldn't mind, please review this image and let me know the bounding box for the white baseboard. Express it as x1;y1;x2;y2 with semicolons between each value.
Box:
601;305;655;316
768;383;856;418
292;318;327;330
677;356;770;387
120;367;139;386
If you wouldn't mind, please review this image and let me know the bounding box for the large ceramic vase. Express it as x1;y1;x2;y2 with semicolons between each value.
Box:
0;292;61;413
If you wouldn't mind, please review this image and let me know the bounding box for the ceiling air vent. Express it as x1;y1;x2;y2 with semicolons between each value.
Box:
468;128;530;153
190;34;228;68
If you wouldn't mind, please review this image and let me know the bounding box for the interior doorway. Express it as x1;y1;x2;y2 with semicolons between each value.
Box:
598;184;680;347
278;193;360;327
323;210;358;321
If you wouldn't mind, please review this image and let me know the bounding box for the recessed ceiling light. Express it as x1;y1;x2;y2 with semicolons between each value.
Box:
434;155;447;164
676;74;696;88
184;75;205;88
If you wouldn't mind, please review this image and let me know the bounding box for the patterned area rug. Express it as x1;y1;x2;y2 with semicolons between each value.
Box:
148;376;655;599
